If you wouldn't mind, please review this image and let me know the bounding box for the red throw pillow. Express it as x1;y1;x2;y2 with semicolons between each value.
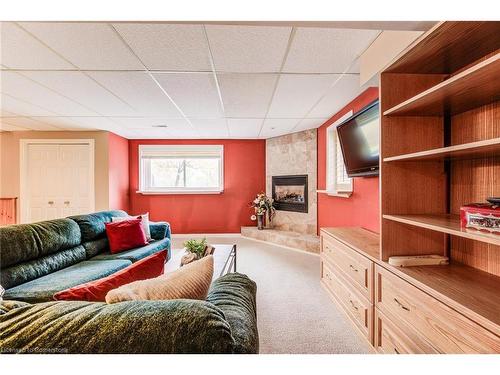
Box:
105;218;148;254
53;250;167;302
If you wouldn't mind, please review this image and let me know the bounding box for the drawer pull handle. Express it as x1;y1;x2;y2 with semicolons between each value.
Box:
349;264;359;272
394;298;410;312
394;347;400;354
349;299;358;311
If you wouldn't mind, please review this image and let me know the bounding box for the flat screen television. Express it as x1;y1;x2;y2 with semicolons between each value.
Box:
337;100;380;177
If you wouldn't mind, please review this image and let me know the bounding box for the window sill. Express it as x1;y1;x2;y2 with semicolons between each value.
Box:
136;190;223;195
316;190;352;198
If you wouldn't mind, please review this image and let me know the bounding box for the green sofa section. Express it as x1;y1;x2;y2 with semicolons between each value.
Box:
0;273;259;354
0;210;171;303
3;259;132;303
0;211;259;354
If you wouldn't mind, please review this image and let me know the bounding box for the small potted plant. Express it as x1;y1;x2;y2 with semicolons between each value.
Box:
250;193;275;230
182;238;214;266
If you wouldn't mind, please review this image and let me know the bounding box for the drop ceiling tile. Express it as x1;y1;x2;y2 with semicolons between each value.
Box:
0;116;61;130
0;94;58;116
1;72;96;116
347;59;360;74
109;117;189;129
34;117;96;130
0;121;27;131
189;119;228;138
267;74;337;118
206;25;291;72
283;28;380;73
308;74;364;118
0;110;17;117
113;23;211;71
153;73;223;118
69;117;123;132
22;71;137;116
260;118;300;138
218;74;277;117
293;118;328;132
0;22;74;69
108;117;197;138
19;22;143;70
227;119;262;138
87;72;183;117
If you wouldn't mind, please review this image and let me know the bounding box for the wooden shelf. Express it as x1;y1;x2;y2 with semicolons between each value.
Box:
383;53;500;117
386;21;500;74
387;262;500;335
383;137;500;162
383;214;500;247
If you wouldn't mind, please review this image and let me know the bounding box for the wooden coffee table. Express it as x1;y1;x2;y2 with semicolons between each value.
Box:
165;244;237;278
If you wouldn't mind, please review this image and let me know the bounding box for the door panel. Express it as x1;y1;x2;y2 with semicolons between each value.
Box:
25;143;93;223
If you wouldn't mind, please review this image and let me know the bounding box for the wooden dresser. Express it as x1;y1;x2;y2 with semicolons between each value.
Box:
320;227;500;354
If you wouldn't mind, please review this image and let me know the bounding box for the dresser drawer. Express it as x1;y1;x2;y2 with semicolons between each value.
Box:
322;234;374;302
375;308;438;354
322;261;373;344
375;265;500;353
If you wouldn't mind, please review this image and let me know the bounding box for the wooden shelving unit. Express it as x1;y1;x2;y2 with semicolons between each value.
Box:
378;21;500;351
383;214;500;247
383;53;500;116
383;137;500;162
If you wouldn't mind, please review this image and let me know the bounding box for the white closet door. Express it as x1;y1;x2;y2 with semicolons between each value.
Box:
25;142;94;223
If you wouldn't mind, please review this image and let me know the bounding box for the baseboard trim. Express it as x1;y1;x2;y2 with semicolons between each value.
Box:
171;233;242;238
241;235;320;257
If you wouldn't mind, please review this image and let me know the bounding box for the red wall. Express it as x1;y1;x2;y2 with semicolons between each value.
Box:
128;139;266;234
317;87;380;233
108;132;130;212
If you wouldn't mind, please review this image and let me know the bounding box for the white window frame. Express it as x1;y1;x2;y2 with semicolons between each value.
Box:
137;144;224;195
325;111;353;198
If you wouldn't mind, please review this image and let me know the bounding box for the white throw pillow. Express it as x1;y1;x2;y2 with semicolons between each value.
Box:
112;213;151;240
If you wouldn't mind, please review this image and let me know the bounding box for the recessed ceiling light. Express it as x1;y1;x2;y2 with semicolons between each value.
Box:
152;124;168;128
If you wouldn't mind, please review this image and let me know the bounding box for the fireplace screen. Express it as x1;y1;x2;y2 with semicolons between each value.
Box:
272;175;308;213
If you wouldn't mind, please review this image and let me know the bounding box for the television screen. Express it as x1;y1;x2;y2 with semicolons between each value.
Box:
337;100;379;177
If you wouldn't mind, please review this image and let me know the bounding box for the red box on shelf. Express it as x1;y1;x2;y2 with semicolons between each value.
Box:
460;203;500;234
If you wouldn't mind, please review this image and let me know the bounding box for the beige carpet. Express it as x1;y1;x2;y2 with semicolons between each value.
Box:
171;235;371;354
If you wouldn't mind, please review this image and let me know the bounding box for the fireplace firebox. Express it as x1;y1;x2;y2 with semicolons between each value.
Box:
272;175;308;213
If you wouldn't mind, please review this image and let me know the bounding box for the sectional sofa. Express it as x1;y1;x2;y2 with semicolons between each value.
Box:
1;210;171;303
0;210;259;353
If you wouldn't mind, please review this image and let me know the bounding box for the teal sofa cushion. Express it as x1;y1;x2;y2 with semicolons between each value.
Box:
3;259;131;303
0;299;235;353
207;273;259;354
1;245;86;289
82;237;109;259
90;237;171;262
150;221;171;241
0;218;81;268
68;210;127;242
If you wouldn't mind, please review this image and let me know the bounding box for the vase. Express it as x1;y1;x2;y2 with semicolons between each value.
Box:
257;214;264;230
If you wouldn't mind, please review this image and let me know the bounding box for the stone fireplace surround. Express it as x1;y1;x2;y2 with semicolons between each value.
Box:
241;129;319;254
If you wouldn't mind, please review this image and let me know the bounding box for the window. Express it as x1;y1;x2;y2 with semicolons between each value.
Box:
138;145;224;194
326;111;353;196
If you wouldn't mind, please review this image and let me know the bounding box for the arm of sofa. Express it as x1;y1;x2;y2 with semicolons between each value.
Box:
206;273;259;354
0;299;234;354
149;221;171;241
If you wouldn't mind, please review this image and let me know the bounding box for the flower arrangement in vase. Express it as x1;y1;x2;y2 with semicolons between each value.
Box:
250;193;276;230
